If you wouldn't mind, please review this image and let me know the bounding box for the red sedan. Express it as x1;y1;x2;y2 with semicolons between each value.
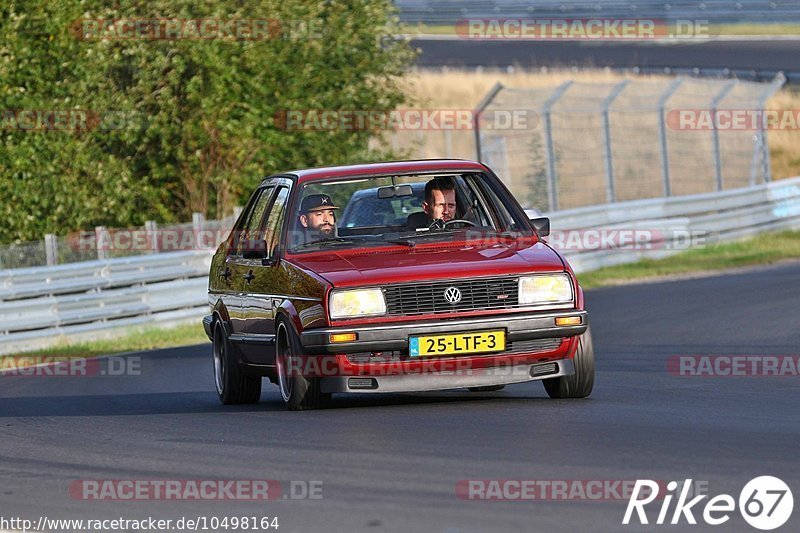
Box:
203;160;594;410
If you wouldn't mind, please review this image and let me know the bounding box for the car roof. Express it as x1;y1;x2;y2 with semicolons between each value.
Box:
269;159;488;184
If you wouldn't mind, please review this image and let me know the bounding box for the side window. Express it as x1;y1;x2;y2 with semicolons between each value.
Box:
261;186;290;257
476;177;519;231
234;186;274;256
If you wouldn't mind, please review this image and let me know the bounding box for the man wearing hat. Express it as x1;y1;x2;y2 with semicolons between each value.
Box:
298;193;339;243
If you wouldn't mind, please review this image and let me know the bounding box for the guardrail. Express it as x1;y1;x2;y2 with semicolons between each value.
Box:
0;251;211;355
2;177;800;354
395;0;800;25
538;176;800;272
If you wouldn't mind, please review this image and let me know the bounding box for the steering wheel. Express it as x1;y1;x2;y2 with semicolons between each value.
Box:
444;219;478;229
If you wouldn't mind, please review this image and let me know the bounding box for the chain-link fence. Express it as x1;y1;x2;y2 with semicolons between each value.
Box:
387;74;786;211
476;74;786;211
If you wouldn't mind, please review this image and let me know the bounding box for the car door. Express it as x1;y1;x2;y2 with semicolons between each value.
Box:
243;181;292;366
226;185;274;336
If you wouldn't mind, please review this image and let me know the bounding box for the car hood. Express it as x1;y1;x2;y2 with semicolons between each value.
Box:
288;238;566;287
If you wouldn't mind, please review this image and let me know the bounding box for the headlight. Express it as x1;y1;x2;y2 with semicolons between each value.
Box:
329;288;387;319
518;273;573;306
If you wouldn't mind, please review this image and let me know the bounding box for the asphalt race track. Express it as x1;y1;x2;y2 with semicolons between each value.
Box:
2;262;799;532
413;37;800;76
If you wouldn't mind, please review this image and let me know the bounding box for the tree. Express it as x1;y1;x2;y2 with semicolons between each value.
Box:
0;0;414;242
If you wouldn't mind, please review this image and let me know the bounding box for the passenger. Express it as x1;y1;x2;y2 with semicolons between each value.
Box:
298;194;338;243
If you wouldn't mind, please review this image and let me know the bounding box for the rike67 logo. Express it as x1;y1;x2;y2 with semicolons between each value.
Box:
624;477;793;530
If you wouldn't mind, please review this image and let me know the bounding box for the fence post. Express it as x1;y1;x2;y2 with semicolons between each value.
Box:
95;226;108;260
473;82;504;163
710;80;736;191
755;72;786;184
44;234;58;266
542;81;573;211
145;220;158;254
192;212;205;250
601;80;630;203
658;78;684;197
416;130;425;158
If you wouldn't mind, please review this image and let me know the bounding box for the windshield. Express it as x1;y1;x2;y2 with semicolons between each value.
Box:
286;172;529;253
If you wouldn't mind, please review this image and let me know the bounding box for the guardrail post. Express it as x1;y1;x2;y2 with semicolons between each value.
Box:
95;226;109;260
710;80;736;191
542;81;573;211
658;78;684;197
601;80;630;203
44;234;58;266
145;220;159;254
192;212;205;250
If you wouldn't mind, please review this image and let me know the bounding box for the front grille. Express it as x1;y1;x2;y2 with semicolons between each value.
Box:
384;276;519;316
506;338;563;354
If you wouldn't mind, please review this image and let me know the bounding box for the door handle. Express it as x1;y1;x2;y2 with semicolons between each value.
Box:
218;267;232;280
243;270;255;283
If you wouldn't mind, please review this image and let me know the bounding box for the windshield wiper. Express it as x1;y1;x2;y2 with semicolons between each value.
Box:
385;231;460;248
292;237;357;251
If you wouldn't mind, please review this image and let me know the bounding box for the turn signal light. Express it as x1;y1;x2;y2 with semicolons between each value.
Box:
330;332;358;343
555;316;582;326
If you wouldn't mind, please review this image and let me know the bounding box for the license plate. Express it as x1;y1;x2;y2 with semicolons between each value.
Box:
409;330;505;357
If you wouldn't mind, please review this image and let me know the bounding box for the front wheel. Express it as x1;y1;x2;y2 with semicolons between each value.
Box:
213;321;262;404
543;326;595;399
276;321;331;411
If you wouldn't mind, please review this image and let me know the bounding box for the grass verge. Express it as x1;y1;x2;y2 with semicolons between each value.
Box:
578;230;800;289
11;322;209;360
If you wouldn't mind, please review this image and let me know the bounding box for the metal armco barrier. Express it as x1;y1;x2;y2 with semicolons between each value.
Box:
538;176;800;273
0;251;211;355
2;177;800;354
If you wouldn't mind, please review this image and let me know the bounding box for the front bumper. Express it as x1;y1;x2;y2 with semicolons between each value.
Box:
301;310;588;354
319;358;574;393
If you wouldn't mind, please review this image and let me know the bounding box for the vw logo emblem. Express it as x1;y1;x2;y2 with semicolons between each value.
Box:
444;286;462;305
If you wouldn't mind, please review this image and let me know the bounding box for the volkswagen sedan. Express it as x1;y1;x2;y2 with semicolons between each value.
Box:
203;159;593;410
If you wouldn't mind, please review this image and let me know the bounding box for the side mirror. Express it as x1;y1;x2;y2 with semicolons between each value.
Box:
242;239;268;259
530;217;550;237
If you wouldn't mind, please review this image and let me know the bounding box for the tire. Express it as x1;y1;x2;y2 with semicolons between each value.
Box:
468;385;506;392
276;321;331;411
213;320;262;405
543;326;595;399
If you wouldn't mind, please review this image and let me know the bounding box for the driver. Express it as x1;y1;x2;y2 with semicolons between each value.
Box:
298;194;338;242
406;176;458;229
422;176;457;224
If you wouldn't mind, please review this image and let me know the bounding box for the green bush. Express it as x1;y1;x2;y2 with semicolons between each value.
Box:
0;0;414;243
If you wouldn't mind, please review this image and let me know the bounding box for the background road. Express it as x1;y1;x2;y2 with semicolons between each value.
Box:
2;262;799;532
413;38;800;81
